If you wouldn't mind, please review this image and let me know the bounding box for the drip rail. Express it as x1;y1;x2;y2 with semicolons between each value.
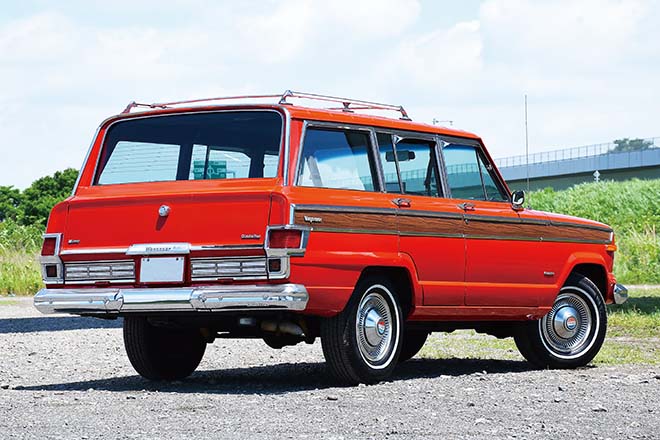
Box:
121;90;411;120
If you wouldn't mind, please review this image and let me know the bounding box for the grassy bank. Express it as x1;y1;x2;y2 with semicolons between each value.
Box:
0;220;42;295
420;287;660;365
528;179;660;284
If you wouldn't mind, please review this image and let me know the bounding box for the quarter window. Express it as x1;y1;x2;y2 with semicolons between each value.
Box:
443;144;507;201
376;133;402;193
298;128;378;192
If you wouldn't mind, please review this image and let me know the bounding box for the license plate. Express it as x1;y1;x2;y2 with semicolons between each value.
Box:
140;257;184;283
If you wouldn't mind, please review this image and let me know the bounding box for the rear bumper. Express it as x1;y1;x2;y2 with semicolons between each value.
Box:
34;284;309;315
613;283;628;305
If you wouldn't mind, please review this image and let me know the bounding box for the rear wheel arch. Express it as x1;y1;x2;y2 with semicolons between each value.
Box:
358;266;416;318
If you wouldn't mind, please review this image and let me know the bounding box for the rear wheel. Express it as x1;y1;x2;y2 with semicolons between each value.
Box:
398;328;429;362
320;277;403;385
514;274;607;369
123;317;207;380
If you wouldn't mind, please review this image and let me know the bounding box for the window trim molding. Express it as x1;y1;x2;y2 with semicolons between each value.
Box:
295;121;382;192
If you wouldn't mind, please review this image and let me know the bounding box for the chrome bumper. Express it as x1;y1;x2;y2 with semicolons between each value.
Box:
613;283;628;305
34;284;308;315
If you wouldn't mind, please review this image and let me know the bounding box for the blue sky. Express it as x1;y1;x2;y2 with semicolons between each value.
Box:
1;0;658;188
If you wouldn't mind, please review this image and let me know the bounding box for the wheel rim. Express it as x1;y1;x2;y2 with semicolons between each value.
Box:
539;289;599;360
355;286;398;368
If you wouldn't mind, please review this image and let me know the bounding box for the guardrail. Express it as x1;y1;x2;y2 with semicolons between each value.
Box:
495;137;660;168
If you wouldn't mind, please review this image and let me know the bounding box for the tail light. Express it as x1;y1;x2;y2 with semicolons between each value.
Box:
41;236;58;256
268;229;302;249
265;226;310;257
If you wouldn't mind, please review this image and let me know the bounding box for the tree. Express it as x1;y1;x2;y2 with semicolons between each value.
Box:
19;168;79;227
0;186;22;222
611;138;654;153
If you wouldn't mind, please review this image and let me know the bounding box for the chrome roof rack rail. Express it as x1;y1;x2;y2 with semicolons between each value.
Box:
121;90;411;120
278;90;411;120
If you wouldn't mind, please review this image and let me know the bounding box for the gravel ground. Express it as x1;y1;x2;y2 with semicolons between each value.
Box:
1;297;658;440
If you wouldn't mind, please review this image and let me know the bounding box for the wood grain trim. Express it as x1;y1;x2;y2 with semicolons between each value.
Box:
293;206;612;244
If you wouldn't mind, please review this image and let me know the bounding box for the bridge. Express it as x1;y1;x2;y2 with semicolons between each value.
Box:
495;137;660;191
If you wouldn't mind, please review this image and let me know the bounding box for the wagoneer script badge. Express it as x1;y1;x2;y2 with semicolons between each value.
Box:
303;216;322;224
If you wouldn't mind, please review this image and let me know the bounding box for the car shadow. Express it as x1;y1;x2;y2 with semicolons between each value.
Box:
608;295;660;315
15;357;533;395
0;316;122;334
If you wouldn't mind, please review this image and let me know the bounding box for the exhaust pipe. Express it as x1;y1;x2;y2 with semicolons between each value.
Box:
260;320;304;337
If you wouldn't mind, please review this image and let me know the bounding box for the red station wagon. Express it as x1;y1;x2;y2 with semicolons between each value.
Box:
35;91;628;385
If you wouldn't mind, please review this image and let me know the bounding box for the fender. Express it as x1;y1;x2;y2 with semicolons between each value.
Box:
547;251;609;307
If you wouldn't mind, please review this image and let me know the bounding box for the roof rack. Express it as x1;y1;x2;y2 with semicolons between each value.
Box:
121;90;411;120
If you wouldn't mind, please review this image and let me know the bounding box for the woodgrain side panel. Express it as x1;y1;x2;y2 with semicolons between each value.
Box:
293;206;612;244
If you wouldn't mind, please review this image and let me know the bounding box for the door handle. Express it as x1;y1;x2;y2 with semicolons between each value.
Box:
392;198;412;208
457;202;476;211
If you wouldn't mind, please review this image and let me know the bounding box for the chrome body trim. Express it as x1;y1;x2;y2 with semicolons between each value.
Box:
64;260;136;284
60;244;265;255
613;283;628;305
126;243;191;255
282;106;291;186
34;284;309;314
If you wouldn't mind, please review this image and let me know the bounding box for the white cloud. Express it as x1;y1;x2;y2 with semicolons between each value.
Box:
0;0;658;188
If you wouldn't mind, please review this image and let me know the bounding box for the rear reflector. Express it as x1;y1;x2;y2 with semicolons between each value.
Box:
41;237;57;256
268;230;302;249
45;265;58;278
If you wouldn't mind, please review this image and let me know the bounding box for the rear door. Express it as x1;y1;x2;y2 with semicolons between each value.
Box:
379;133;465;306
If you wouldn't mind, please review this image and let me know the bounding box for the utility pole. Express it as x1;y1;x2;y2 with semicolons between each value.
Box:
524;95;530;194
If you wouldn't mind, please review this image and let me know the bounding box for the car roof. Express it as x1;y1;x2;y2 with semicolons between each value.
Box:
103;103;481;141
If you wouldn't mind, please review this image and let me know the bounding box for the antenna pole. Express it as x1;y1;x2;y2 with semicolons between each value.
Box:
524;94;530;194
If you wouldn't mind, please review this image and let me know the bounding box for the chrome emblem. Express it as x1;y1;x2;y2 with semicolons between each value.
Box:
241;234;261;240
158;205;171;217
303;215;322;224
565;316;578;331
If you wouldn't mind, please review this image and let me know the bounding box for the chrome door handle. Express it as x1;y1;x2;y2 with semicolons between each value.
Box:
457;202;475;211
392;198;412;208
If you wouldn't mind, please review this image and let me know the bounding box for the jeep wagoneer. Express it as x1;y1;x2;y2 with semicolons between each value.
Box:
34;91;628;385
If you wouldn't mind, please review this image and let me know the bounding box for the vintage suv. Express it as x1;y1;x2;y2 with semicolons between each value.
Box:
35;91;628;385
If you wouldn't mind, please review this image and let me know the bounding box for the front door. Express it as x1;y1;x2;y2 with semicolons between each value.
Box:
442;142;553;307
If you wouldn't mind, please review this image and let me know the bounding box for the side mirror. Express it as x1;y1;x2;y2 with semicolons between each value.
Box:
511;190;525;211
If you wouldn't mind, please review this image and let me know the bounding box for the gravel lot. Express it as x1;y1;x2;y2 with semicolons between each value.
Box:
1;297;658;440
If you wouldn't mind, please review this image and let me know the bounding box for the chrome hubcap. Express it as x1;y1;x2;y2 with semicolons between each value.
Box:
356;290;394;365
540;291;596;358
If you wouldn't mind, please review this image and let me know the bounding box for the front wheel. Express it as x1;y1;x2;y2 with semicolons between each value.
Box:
514;274;607;369
320;277;403;385
123;317;207;381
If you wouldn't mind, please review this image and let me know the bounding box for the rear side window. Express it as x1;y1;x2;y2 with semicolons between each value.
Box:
298;127;378;192
443;144;507;201
95;111;282;185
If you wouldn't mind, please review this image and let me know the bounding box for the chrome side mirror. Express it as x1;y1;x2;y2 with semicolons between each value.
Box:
511;190;525;211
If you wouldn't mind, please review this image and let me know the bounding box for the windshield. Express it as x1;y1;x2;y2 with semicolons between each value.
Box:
95;111;282;185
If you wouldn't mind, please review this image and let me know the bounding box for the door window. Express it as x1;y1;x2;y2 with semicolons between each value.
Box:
395;139;441;197
298;127;378;191
443;143;507;201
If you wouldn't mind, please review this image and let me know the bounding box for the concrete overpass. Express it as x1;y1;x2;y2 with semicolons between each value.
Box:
495;138;660;191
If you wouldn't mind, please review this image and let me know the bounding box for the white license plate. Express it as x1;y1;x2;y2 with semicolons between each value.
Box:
140;257;184;283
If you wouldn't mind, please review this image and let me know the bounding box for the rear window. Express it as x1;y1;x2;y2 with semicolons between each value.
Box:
95;111;282;185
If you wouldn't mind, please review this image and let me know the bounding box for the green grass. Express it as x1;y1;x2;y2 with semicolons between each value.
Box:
419;288;660;365
0;220;43;296
528;179;660;284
